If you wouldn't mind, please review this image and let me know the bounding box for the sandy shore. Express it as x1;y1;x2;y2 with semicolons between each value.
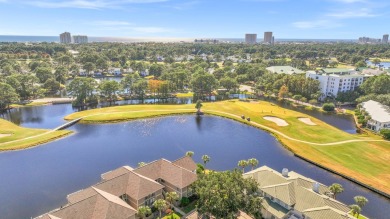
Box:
263;116;289;126
298;117;317;126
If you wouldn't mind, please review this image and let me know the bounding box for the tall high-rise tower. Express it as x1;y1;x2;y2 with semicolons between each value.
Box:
264;32;273;44
245;34;257;44
60;32;72;44
383;34;389;44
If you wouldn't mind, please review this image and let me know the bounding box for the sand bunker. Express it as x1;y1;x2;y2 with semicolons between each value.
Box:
263;116;289;126
0;134;11;138
298;118;316;126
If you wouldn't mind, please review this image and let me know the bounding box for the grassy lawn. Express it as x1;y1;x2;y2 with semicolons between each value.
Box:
175;92;194;98
64;100;390;194
162;212;182;219
0;119;71;151
10;102;49;108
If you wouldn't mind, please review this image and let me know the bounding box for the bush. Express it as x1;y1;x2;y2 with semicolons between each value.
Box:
380;129;390;140
180;197;190;207
322;103;335;112
357;115;365;120
196;163;205;174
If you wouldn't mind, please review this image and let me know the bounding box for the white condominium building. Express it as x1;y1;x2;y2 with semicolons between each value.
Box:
73;35;88;44
59;32;71;44
306;68;368;99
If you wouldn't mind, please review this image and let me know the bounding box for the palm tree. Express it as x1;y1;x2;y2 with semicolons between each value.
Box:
137;206;151;219
354;196;368;209
165;191;179;209
329;183;344;199
202;155;210;173
138;162;146;167
153;199;167;218
350;204;362;218
186;151;194;157
247;158;259;170
195;100;203;115
238;160;248;173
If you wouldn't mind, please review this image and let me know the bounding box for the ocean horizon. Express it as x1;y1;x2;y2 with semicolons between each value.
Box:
0;35;357;43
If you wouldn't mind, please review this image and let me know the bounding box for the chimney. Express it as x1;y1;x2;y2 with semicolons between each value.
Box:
282;168;289;177
313;182;320;193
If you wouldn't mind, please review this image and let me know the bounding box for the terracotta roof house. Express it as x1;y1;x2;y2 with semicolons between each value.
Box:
243;166;354;219
38;188;137;219
134;157;197;198
36;156;197;219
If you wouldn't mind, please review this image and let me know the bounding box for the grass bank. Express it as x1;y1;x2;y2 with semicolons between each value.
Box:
0;119;72;151
65;100;390;194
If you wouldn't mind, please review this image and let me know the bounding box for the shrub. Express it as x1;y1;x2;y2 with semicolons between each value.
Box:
322;103;335;112
309;99;318;105
380;129;390;140
196;163;205;174
357;115;365;120
180;197;190;207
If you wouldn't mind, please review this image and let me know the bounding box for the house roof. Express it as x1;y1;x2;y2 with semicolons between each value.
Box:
68;170;164;203
362;100;390;123
44;188;136;219
261;197;289;218
303;206;355;219
244;166;350;216
134;158;197;189
321;68;355;74
172;156;197;172
101;166;133;181
266;66;304;75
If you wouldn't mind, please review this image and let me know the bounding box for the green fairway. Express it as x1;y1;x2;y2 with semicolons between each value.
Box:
0;119;71;151
64;100;390;194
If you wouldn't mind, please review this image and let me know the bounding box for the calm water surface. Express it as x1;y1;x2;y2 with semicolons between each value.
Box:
0;105;388;219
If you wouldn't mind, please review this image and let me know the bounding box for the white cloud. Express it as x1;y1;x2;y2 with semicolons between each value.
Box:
327;8;379;18
292;20;343;29
90;20;133;26
25;0;169;9
331;0;366;3
88;20;171;34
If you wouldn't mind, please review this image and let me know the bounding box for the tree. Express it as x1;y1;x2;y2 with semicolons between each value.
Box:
329;183;344;199
121;73;140;95
220;77;239;92
354;196;368;209
67;77;98;106
248;158;259;170
238;160;248;173
165;192;179;209
202;155;210;173
137;206;151;219
185;151;194;157
0;83;19;111
380;129;390;140
191;70;219;100
43;78;61;95
83;62;96;74
372;58;381;66
6;74;39;100
192;170;262;218
54;66;68;84
153;199;167;218
278;84;289;100
195;100;203;114
132;79;148;102
99;80;120;104
350;204;362;218
322;103;335;112
35;67;53;83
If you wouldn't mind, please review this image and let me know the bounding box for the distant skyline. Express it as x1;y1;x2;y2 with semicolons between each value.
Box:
0;0;389;39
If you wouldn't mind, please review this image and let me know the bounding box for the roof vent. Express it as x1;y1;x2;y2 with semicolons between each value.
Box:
313;182;320;193
282;168;289;177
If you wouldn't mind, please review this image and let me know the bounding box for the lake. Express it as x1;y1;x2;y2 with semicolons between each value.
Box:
0;104;388;219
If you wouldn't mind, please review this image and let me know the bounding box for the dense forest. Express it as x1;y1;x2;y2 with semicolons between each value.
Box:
0;42;389;109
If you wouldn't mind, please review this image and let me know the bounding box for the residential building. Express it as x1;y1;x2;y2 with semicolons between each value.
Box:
306;68;368;100
244;166;354;219
266;66;304;75
264;32;273;44
245;34;257;44
361;100;390;132
35;156;197;219
73;35;88;44
358;36;381;44
108;68;122;76
59;32;71;44
382;34;389;44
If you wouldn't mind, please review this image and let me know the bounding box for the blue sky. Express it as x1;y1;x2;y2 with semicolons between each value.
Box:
0;0;389;39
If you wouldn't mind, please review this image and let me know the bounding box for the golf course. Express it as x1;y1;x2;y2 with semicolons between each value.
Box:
63;100;390;195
